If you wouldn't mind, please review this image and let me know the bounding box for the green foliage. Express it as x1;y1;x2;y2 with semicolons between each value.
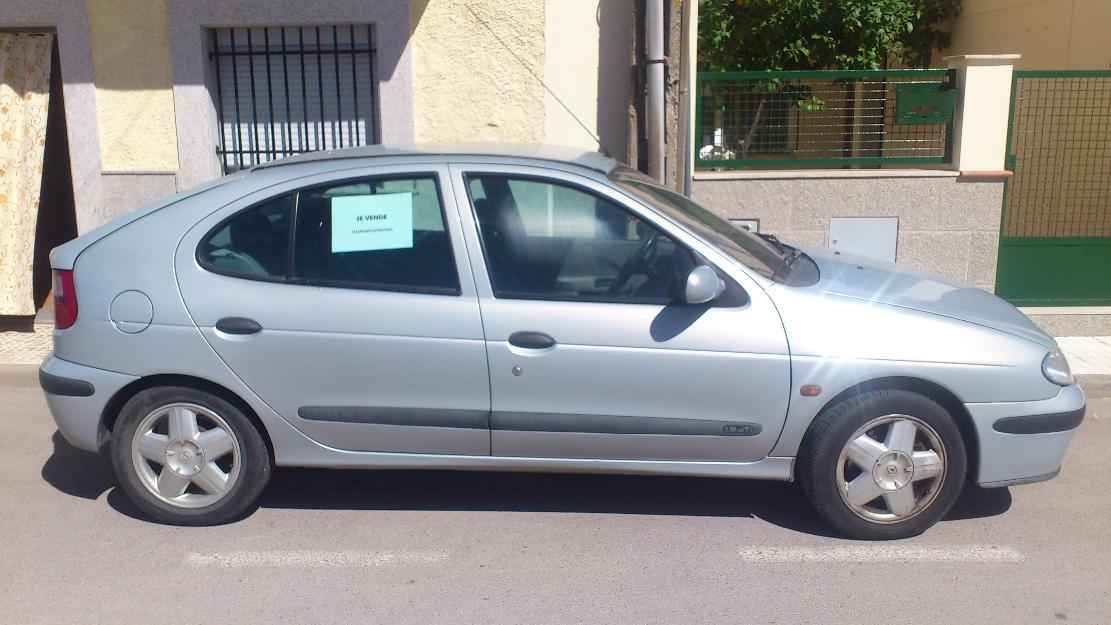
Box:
698;0;961;71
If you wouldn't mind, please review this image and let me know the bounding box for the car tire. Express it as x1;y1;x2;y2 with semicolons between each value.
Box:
110;386;272;526
798;389;967;540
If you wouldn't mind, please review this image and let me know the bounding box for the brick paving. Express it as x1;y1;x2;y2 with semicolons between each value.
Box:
0;323;52;365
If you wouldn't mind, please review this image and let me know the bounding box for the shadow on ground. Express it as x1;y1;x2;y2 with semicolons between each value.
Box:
41;430;1011;537
41;431;115;500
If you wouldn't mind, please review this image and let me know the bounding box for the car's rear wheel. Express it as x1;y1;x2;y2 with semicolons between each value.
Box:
110;386;271;525
798;390;966;540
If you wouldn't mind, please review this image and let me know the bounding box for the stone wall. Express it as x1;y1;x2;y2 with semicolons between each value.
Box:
691;171;1005;292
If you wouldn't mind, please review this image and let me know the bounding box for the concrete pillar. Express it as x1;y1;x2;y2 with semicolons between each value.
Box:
944;54;1020;174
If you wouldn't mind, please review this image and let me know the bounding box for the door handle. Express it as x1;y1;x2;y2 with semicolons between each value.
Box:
508;331;556;349
216;317;263;335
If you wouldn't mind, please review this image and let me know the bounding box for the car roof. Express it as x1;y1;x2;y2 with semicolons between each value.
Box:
249;142;619;175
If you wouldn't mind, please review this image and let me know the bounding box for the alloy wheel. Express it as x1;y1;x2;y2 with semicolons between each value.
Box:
835;414;947;524
130;403;242;508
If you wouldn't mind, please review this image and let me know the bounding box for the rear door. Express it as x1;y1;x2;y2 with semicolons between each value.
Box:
176;165;490;455
450;164;791;462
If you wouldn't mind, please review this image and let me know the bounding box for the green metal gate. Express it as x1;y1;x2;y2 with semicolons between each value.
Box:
996;70;1111;306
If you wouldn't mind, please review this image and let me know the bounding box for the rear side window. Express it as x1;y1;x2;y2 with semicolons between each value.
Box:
292;176;459;293
198;175;459;295
199;195;290;278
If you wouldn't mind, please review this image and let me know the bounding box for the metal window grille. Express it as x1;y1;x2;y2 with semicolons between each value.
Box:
209;25;379;173
696;70;953;169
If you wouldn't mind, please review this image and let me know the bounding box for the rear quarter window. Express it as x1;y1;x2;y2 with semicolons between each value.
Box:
198;195;291;279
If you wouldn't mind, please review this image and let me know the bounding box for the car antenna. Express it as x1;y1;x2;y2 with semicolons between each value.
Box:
464;5;615;159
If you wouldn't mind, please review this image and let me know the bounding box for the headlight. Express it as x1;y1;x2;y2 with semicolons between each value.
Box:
1042;347;1074;386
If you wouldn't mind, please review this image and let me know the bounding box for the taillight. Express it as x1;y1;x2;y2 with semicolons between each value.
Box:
53;269;78;330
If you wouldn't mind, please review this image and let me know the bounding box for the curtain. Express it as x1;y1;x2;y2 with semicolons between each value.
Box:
0;33;52;316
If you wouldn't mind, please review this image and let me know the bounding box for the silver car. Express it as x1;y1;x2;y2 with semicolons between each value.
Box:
41;144;1084;539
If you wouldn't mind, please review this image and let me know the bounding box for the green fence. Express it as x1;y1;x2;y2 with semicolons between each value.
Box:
696;69;954;170
996;70;1111;306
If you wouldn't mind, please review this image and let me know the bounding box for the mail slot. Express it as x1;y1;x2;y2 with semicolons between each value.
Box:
895;83;956;124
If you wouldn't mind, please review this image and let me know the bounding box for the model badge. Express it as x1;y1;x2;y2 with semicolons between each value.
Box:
722;423;760;436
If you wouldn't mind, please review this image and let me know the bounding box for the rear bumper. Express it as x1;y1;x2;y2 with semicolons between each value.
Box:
967;383;1086;487
39;355;138;452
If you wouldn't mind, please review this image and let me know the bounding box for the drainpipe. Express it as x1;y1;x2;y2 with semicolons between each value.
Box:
679;0;696;196
646;0;666;182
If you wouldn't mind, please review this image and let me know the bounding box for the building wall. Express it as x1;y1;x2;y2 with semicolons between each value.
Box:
544;0;600;151
167;0;415;192
947;0;1111;69
86;0;178;173
1;0;633;235
409;0;545;143
409;0;632;160
0;0;103;233
691;172;1004;292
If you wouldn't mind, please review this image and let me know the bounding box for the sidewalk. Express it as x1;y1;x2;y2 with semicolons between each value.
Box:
0;322;52;365
1055;337;1111;375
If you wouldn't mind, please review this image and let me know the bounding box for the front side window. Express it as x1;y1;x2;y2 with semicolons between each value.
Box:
612;169;819;287
466;174;697;303
199;195;291;278
293;175;459;293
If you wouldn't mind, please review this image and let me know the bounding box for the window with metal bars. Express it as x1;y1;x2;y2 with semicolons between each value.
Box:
209;25;379;173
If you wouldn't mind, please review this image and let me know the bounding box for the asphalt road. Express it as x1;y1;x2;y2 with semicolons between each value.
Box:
2;364;1109;625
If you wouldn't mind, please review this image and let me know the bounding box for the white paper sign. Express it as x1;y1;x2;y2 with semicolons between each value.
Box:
330;193;414;253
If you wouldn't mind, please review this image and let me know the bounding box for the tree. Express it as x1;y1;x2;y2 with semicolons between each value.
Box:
697;0;961;160
699;0;961;71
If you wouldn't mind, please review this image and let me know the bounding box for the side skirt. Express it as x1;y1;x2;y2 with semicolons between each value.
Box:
275;445;796;481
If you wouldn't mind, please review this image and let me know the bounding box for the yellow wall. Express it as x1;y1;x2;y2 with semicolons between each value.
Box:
86;0;179;172
84;0;614;171
409;0;546;143
948;0;1111;69
543;0;601;151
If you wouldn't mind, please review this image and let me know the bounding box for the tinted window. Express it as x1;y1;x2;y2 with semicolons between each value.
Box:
292;176;458;293
466;175;697;303
200;195;291;278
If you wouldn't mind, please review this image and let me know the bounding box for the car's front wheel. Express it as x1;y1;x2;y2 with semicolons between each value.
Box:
798;390;967;540
110;386;271;525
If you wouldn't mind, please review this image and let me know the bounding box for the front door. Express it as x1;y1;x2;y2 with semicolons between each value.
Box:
450;165;791;462
176;166;490;455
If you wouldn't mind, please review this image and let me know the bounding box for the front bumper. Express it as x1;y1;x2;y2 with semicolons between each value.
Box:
39;355;138;452
967;383;1086;487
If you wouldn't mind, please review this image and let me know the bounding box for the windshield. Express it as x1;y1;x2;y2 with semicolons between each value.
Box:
612;171;789;280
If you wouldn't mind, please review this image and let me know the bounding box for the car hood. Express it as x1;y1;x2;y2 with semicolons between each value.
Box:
796;248;1055;348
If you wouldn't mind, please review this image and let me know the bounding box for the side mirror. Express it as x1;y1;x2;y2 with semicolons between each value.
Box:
684;265;725;305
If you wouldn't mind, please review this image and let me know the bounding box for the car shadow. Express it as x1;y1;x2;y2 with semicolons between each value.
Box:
258;467;844;536
40;431;115;501
41;431;1011;537
944;481;1013;520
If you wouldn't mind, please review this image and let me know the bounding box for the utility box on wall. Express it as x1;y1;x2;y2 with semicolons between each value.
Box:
828;217;899;263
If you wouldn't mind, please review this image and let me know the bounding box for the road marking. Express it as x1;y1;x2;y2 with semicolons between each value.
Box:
739;545;1025;563
185;549;448;568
